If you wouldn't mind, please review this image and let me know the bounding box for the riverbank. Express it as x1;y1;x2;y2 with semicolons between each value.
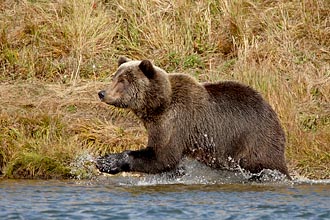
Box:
0;81;328;180
0;82;147;179
0;0;329;179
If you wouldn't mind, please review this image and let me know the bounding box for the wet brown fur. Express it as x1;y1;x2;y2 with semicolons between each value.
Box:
97;57;290;179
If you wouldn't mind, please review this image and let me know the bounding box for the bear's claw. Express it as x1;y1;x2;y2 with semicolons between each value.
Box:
95;152;131;175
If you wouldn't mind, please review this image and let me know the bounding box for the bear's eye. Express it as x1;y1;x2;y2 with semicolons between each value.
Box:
118;74;129;83
119;74;127;81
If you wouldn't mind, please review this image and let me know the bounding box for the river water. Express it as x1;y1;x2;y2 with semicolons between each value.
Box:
1;160;330;220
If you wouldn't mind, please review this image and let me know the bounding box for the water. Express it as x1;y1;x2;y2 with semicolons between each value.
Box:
1;160;330;220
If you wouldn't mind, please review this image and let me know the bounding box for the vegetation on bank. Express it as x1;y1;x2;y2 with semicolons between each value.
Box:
0;0;329;179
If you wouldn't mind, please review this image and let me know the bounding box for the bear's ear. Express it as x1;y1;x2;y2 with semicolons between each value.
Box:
118;56;131;67
139;60;156;79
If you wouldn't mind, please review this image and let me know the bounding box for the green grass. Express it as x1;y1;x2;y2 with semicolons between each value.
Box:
0;0;329;179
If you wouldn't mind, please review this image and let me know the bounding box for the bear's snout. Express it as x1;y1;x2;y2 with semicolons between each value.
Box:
98;90;106;100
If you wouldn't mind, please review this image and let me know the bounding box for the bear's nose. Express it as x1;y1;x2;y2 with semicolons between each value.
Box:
98;90;106;100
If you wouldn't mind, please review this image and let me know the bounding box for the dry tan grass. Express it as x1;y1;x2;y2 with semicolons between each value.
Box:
0;0;329;179
0;82;146;178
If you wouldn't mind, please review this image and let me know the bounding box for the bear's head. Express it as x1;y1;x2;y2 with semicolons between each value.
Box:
98;57;172;118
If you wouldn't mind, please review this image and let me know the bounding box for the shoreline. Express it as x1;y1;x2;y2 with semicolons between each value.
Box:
0;0;329;180
0;82;329;180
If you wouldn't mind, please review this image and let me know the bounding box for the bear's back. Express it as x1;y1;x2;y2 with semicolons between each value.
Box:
203;81;282;135
168;74;208;106
167;77;285;170
203;81;265;109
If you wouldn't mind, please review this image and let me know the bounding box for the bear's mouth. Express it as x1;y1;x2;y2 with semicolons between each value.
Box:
108;101;128;108
101;96;128;108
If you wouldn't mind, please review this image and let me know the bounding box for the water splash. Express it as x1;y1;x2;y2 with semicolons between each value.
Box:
70;152;98;180
102;158;291;186
72;156;329;186
291;176;330;185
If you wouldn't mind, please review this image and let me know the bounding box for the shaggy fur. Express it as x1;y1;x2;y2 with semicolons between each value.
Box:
97;57;291;179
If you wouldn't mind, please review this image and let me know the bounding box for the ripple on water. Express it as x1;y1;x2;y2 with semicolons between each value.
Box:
1;158;330;220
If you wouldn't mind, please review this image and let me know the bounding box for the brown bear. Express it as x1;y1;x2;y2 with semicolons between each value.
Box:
96;56;291;180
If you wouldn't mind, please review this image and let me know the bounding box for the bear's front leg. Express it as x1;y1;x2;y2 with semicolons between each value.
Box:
95;151;132;174
95;146;181;174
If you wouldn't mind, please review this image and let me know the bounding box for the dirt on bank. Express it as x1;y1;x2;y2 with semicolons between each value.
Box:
0;81;146;179
0;81;329;180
